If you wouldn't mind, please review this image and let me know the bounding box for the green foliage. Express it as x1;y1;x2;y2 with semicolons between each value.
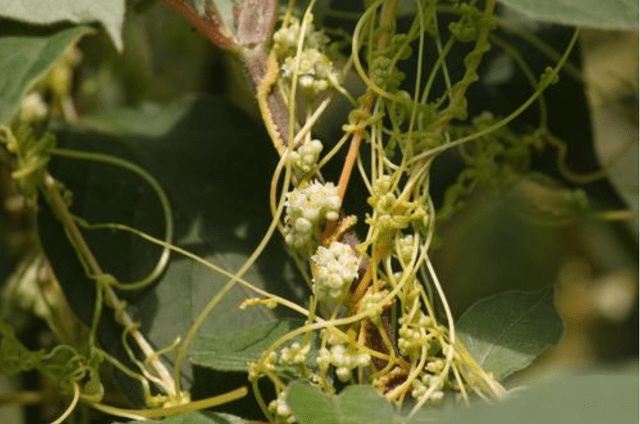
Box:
0;319;104;401
190;319;306;372
408;366;639;424
457;287;563;380
0;22;92;125
0;0;124;50
39;94;305;385
497;0;639;30
287;384;396;424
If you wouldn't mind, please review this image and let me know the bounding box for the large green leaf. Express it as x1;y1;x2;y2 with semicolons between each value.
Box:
497;0;638;30
0;21;93;125
287;384;396;424
122;410;246;424
190;319;306;372
39;94;306;400
456;287;563;380
0;0;125;50
408;365;638;424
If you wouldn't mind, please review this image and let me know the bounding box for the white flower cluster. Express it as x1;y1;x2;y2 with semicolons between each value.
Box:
284;182;340;249
273;15;329;59
279;342;310;366
310;241;359;304
358;290;389;319
316;343;371;382
288;138;323;174
396;234;414;264
248;351;277;379
273;15;338;98
411;373;445;405
268;391;294;423
281;49;338;98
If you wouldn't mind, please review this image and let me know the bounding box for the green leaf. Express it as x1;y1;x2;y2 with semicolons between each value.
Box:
287;384;396;424
121;410;246;424
408;365;639;424
497;0;638;30
456;287;563;380
79;96;196;138
39;94;306;400
190;319;305;372
0;0;125;50
0;22;93;125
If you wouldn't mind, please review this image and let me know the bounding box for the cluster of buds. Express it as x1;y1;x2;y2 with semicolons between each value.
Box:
284;182;340;250
316;342;371;383
398;313;436;357
288;138;323;174
273;15;329;59
268;391;294;423
281;49;338;98
279;342;310;366
366;175;428;233
411;372;445;405
273;15;339;99
396;234;415;265
358;290;390;321
310;241;359;305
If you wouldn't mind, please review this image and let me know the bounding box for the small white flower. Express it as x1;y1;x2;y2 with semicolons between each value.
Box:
310;241;358;304
284;182;341;250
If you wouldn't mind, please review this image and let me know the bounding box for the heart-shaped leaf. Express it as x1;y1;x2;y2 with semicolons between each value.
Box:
456;286;563;380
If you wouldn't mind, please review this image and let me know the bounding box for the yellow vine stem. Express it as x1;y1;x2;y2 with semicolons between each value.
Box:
496;17;583;82
0;391;49;406
74;219;312;318
543;130;638;184
320;0;401;242
49;147;174;291
286;0;317;143
49;382;80;424
257;50;287;156
41;172;177;399
410;27;580;164
88;387;248;421
170;153;295;393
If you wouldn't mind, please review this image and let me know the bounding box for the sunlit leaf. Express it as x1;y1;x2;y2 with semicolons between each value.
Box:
0;0;125;50
456;287;563;380
190;319;306;372
287;384;395;424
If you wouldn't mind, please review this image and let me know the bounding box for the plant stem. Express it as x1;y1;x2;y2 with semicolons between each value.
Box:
41;172;177;398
